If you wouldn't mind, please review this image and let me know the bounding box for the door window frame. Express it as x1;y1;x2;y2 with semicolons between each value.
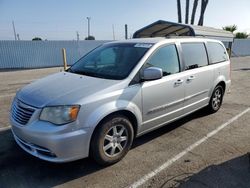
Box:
141;43;182;76
180;42;209;71
129;43;183;86
205;41;229;65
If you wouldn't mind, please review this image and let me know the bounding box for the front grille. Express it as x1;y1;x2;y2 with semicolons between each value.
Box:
11;100;36;125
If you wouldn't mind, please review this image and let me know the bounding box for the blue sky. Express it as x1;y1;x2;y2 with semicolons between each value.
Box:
0;0;250;40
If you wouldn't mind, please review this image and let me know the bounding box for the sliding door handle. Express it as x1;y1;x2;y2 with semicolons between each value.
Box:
187;75;196;81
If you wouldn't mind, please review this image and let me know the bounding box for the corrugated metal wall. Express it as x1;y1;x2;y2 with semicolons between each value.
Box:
232;39;250;57
0;39;249;69
0;40;109;69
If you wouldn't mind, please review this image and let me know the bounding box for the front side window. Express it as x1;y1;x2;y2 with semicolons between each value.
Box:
145;44;180;76
69;43;151;80
181;43;208;70
206;42;228;64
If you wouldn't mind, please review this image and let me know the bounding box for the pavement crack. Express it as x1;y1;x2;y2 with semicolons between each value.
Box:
188;151;209;167
182;178;210;188
179;127;194;133
159;172;194;188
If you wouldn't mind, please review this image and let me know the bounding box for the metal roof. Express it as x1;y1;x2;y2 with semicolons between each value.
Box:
133;20;234;42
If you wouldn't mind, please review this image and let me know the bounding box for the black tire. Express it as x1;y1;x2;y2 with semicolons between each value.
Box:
207;85;224;113
90;115;134;166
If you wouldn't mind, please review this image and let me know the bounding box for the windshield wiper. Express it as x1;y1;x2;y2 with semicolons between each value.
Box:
68;69;118;79
69;70;101;78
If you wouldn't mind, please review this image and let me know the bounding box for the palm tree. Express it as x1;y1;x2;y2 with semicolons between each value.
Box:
235;32;249;39
198;0;209;26
222;25;237;33
191;0;198;24
177;0;182;23
185;0;190;24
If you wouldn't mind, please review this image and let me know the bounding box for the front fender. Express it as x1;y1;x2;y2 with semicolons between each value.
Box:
84;100;142;131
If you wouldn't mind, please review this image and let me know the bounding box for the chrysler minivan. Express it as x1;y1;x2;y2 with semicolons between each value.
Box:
10;38;231;165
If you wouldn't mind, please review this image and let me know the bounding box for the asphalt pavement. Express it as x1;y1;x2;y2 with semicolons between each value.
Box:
0;57;250;188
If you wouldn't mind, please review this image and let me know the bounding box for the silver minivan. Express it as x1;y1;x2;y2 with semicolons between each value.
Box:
10;38;231;165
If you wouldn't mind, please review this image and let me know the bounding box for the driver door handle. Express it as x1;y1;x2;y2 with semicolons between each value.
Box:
175;79;184;86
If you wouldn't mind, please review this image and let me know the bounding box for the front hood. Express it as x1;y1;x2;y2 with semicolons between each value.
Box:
17;72;123;108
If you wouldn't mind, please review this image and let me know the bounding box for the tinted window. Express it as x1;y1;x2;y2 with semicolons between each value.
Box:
181;43;208;69
69;43;150;80
145;44;180;76
207;42;228;64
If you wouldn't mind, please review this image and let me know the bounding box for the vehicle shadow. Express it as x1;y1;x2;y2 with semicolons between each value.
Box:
0;108;209;187
173;154;250;188
132;108;209;149
0;130;103;188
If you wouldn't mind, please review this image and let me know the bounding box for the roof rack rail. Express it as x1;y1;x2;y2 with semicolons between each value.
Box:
164;35;206;39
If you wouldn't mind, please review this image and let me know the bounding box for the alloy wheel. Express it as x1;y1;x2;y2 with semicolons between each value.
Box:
103;124;128;157
212;88;222;110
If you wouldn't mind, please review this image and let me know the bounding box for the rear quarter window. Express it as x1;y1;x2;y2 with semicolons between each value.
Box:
181;42;208;70
206;42;228;64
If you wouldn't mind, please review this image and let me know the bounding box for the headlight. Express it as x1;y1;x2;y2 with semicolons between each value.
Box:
40;105;80;125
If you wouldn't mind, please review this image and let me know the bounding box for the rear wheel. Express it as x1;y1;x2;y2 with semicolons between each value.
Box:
207;85;224;113
90;115;134;166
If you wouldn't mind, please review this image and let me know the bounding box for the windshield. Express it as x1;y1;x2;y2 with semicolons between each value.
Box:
68;43;152;80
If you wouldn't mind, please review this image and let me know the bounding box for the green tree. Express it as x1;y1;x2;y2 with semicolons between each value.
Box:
85;36;95;40
222;25;237;33
32;37;42;41
235;32;249;39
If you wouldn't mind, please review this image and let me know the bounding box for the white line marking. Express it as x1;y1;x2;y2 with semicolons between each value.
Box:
129;107;250;188
0;126;11;132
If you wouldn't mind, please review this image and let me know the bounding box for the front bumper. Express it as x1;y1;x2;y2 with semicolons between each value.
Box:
11;117;92;163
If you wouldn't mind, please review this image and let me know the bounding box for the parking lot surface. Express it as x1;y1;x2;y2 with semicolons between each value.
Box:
0;57;250;188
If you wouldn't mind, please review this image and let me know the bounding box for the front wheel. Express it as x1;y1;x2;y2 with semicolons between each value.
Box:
90;115;134;166
207;85;224;113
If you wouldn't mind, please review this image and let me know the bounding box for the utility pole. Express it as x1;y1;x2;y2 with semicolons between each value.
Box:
86;17;91;38
12;21;17;41
125;24;128;39
17;34;20;40
76;31;80;41
112;24;115;40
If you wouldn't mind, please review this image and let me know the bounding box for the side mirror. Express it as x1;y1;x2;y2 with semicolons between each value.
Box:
142;67;163;81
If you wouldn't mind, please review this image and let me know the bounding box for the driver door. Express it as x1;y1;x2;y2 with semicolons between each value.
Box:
141;44;185;132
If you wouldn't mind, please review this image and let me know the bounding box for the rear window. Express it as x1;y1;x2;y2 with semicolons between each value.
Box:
206;42;228;64
181;43;208;70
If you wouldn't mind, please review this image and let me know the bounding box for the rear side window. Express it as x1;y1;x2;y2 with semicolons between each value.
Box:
181;43;208;70
206;42;228;64
145;44;180;76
